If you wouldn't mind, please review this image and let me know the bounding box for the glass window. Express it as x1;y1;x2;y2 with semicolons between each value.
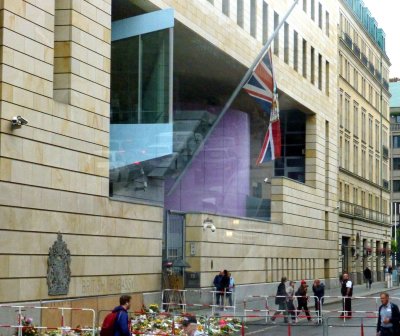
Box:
393;158;400;170
262;1;268;42
250;0;257;37
284;23;289;64
222;0;230;16
274;11;279;55
394;180;400;192
237;0;244;27
302;39;307;78
394;136;400;148
293;31;298;71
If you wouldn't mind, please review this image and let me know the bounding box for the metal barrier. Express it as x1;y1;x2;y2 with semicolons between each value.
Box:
0;305;96;336
243;295;269;322
161;288;236;315
323;316;377;336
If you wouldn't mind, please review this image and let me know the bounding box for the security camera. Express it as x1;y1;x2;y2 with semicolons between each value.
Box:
11;116;28;126
203;218;216;232
264;177;269;183
203;223;216;232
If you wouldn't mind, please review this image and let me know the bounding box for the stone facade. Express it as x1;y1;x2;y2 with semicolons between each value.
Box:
0;0;162;305
0;0;390;312
337;0;391;283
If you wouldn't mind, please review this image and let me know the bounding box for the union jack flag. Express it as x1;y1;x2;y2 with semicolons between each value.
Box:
243;49;281;164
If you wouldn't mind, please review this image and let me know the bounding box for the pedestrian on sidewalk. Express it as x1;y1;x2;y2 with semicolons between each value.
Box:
227;271;235;307
286;281;297;323
271;277;289;323
364;266;372;289
213;270;224;308
312;279;325;324
104;295;131;336
376;292;400;336
296;280;312;322
340;272;353;318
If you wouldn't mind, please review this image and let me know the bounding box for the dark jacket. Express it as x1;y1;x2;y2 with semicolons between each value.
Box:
213;274;223;290
112;306;130;336
220;275;230;291
363;268;372;280
296;285;308;305
312;283;325;304
377;302;400;334
275;282;287;304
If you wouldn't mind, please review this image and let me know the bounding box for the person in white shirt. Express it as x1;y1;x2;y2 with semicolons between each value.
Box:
227;272;235;307
340;273;353;318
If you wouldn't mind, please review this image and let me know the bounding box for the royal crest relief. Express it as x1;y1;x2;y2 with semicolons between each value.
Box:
47;233;71;296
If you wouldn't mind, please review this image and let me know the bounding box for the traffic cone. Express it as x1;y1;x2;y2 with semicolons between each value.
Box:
360;322;364;336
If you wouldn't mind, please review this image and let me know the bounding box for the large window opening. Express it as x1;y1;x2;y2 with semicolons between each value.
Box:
110;5;308;221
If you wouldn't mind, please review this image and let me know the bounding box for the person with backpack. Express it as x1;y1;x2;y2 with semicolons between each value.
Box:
377;292;400;336
312;279;325;324
271;277;289;323
101;295;131;336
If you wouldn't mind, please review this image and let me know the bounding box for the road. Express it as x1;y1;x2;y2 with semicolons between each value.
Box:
237;288;400;336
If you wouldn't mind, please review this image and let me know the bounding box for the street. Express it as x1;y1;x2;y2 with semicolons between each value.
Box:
238;288;400;335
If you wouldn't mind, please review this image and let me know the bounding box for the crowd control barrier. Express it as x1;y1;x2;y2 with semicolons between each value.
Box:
0;305;96;336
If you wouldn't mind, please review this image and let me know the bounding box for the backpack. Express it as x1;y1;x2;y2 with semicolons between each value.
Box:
100;311;119;336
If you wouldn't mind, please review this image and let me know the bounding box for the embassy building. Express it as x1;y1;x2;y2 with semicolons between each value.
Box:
0;0;389;309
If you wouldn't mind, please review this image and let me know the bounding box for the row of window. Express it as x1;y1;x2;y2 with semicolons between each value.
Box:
339;181;388;213
277;16;330;95
301;0;330;36
338;89;389;152
339;136;388;184
339;53;389;119
207;0;331;96
339;11;389;85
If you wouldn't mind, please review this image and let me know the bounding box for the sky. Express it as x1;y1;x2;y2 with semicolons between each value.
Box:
362;0;400;78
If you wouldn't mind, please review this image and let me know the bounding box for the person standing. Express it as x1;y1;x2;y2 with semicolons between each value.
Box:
376;292;400;336
364;267;372;289
271;277;289;323
220;270;230;309
296;280;312;322
340;272;353;318
213;270;224;308
312;279;325;324
227;272;235;307
286;281;297;323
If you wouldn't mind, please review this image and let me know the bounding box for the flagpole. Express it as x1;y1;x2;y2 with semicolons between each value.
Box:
167;0;299;196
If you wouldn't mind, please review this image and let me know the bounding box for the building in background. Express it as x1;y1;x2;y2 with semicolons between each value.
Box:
0;0;391;310
390;78;400;264
337;0;391;283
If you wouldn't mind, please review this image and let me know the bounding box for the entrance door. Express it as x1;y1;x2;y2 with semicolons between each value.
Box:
342;237;350;274
165;212;185;262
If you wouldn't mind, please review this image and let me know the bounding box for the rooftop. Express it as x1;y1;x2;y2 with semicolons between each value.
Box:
343;0;386;54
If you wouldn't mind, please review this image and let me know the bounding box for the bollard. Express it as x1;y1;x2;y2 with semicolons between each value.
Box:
360;322;364;336
241;320;245;336
287;321;291;336
172;319;175;335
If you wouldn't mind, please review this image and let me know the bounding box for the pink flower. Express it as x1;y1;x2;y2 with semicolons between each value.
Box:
219;319;227;327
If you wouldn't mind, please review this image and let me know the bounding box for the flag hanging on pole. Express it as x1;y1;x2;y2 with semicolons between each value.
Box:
243;49;281;164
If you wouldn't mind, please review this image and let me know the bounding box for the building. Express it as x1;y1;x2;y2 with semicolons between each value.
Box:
390;78;400;262
0;0;388;313
337;0;391;283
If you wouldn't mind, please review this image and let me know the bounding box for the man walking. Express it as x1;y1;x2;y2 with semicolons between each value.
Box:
271;277;289;323
312;279;325;324
340;272;353;318
296;280;312;322
286;281;297;323
377;292;400;336
364;267;372;289
113;295;131;336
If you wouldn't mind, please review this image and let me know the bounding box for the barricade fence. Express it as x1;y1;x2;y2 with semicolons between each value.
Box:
0;305;96;336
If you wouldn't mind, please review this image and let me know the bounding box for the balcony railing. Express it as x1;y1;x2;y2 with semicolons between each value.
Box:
383;80;389;91
391;123;400;131
382;145;389;159
361;53;368;66
339;201;390;224
343;32;353;49
383;179;390;191
353;44;361;58
368;62;375;75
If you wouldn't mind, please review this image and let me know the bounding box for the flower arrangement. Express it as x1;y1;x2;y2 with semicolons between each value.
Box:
130;305;243;335
16;316;38;336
